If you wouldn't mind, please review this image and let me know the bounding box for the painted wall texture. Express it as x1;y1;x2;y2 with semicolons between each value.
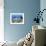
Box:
40;0;46;27
4;0;40;42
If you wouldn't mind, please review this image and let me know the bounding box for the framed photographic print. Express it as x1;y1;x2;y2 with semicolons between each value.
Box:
10;13;24;24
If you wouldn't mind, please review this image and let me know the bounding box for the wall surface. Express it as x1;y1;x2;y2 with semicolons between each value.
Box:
40;0;46;27
0;0;4;42
4;0;40;42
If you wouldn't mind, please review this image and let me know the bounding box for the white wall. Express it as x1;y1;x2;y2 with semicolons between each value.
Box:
0;0;4;43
